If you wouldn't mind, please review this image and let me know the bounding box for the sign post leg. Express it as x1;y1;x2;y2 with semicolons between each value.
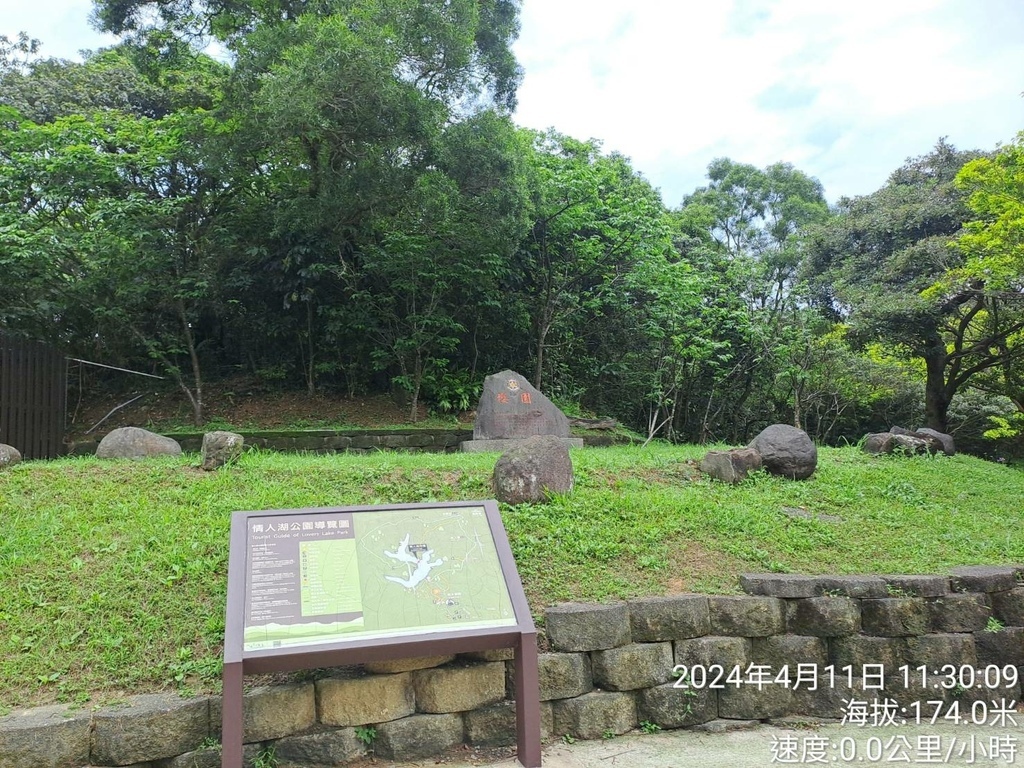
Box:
514;631;542;768
221;661;244;768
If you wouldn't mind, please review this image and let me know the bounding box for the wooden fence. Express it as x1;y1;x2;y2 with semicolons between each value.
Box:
0;334;67;460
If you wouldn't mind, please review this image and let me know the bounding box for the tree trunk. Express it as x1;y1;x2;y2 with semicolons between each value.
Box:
923;352;950;433
793;384;803;432
533;318;551;391
305;300;315;396
408;349;423;423
178;302;203;426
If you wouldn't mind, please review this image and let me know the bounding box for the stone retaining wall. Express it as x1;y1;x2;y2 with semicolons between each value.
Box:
4;566;1022;767
68;429;631;456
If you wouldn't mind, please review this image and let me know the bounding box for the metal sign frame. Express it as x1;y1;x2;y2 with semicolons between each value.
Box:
222;500;541;767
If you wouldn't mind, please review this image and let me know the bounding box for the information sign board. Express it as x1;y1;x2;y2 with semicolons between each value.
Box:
242;505;517;651
222;501;540;768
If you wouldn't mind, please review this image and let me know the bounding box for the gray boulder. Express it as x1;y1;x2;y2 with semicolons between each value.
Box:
473;370;570;440
890;426;943;454
0;443;22;469
201;430;244;470
916;427;955;456
863;428;950;457
891;434;934;456
493;435;574;504
96;427;182;460
700;448;761;484
747;424;817;480
862;433;895;455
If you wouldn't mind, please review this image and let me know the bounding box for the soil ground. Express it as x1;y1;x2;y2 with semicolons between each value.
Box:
65;372;472;441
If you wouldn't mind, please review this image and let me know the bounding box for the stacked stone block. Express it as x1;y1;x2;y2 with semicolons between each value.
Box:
71;428;629;456
3;566;1022;767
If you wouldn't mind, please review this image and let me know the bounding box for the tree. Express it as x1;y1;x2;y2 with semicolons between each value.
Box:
204;1;525;394
670;158;828;438
512;130;669;392
952;133;1024;292
937;133;1024;413
0;34;226;123
93;0;522;109
0;44;232;424
803;139;1024;432
683;158;828;307
3;0;533;418
356;112;530;420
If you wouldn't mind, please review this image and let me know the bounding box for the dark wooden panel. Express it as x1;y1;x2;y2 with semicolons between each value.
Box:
0;334;67;460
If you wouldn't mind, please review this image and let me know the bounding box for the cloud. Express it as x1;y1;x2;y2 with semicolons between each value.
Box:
513;0;1024;205
2;0;116;60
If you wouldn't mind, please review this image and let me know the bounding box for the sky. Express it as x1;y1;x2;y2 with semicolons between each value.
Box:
4;0;1024;206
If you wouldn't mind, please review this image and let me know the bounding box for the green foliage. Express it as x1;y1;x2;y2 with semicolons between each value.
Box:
421;367;482;415
197;736;221;750
252;746;277;768
984;413;1024;439
802;139;1024;433
514;129;671;395
0;43;237;424
953;133;1024;289
639;720;661;734
943;135;1024;419
354;725;377;746
628;158;829;442
4;1;1022;451
0;36;228;123
94;0;522;108
948;390;1023;459
985;616;1005;633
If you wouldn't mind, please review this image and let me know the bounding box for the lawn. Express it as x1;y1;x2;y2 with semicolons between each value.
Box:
1;444;1022;711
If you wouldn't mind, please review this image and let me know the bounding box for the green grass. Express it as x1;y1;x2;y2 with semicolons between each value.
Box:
1;445;1022;710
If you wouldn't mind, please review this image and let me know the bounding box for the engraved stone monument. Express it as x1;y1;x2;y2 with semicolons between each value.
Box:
461;370;584;453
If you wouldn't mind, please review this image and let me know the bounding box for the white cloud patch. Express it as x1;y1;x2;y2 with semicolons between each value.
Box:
2;0;116;59
514;0;1024;204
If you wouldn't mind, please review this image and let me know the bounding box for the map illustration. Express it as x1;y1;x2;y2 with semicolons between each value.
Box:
243;505;516;651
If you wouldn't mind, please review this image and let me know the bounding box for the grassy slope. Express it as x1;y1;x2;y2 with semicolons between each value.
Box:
1;444;1022;710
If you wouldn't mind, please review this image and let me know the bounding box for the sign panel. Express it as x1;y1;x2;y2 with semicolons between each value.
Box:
223;500;541;768
243;505;517;651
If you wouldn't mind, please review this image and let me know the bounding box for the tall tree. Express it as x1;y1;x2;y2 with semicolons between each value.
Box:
93;0;522;109
356;112;529;420
936;133;1024;412
0;34;225;123
675;158;828;436
512;130;668;392
206;0;524;393
0;45;232;424
803;139;1024;432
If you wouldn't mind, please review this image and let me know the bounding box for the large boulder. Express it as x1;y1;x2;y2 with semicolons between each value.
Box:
201;430;244;470
747;424;817;480
0;443;22;469
473;370;570;440
492;435;574;504
96;427;182;460
863;427;951;457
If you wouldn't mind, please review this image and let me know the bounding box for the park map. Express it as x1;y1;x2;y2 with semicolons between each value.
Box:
243;505;516;651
